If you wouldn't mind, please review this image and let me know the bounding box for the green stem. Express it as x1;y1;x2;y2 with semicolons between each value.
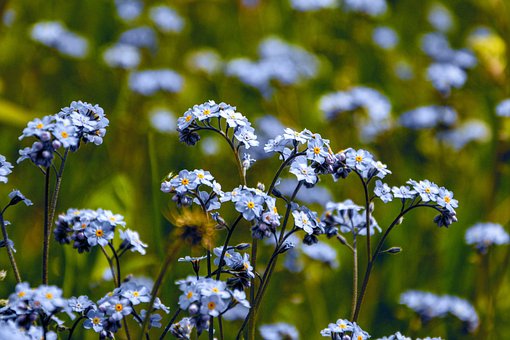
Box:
215;214;243;280
140;241;182;338
0;209;22;283
350;237;358;320
42;168;51;284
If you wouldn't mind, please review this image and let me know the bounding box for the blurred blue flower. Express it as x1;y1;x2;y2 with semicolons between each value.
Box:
103;44;141;69
421;32;477;69
496;98;510;117
465;222;509;253
426;63;467;94
150;109;176;133
373;26;398;49
428;4;453;32
290;0;338;11
227;37;318;96
119;26;157;50
149;5;184;33
187;49;223;75
259;322;299;340
399;105;457;129
30;21;88;58
344;0;387;16
114;0;143;21
400;290;479;332
436;119;490;150
301;241;338;268
129;69;183;95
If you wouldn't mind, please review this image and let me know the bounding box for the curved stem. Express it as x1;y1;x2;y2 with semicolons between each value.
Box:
100;246;118;287
350;237;358;320
352;203;441;321
354;171;371;263
42;168;51;284
67;315;85;340
0;211;22;283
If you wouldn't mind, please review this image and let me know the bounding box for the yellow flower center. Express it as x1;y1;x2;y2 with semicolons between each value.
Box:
247;201;255;209
92;317;101;325
18;291;26;298
181;178;190;185
45;293;53;299
185;115;192;122
355;155;363;162
36;123;44;129
133;291;139;297
340;323;347;329
358;336;363;340
243;262;249;270
198;173;204;179
212;287;219;293
208;301;216;310
444;196;451;203
313;147;321;155
187;291;193;299
95;229;104;237
81;223;87;229
273;207;278;214
109;217;116;221
203;109;211;116
61;131;69;139
115;303;123;312
425;187;431;194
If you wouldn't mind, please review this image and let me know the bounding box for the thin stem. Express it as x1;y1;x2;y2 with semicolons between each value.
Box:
67;315;85;340
350;237;358;320
267;151;306;195
0;211;22;283
352;203;441;321
42;168;51;285
108;242;122;287
100;246;118;287
160;308;181;339
355;171;371;262
215;214;243;280
140;241;182;338
48;149;68;242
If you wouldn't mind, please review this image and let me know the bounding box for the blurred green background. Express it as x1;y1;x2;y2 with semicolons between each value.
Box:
1;0;510;338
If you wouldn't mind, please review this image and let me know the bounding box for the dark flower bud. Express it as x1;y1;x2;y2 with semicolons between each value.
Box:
278;242;295;254
235;243;251;250
188;303;199;315
52;140;62;150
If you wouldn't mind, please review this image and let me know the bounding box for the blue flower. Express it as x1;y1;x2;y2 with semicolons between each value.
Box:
105;296;133;321
407;179;439;202
496;98;510;117
345;148;374;175
177;109;196;131
200;294;227;317
428;4;453;32
343;0;387;16
68;295;94;313
52;122;78;149
31;21;88;58
103;44;141;69
84;220;114;247
114;0;143;21
129;69;183;96
8;189;33;206
193;101;220;121
289;156;317;184
170;317;194;339
436;188;458;213
259;322;299;340
373;26;399;50
170;170;199;194
399;106;457;130
306;137;330;164
426;63;467;94
391;186;416;199
292;209;315;234
234;125;259;149
465;222;509;253
119;26;156;49
119;229;148;255
120;282;151;305
19;115;56;140
235;191;265;221
0;155;13;183
436;119;489;150
374;180;393;203
84;310;106;332
149;5;184;33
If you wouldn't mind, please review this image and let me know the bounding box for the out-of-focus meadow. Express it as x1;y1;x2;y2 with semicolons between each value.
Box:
1;0;510;338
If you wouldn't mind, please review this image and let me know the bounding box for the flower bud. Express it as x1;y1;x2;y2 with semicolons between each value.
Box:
384;247;402;254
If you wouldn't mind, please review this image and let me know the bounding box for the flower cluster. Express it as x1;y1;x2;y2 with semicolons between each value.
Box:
18;101;108;167
259;322;299;339
400;290;479;332
226;37;318;96
161;169;223;212
0;282;66;338
322;200;381;237
320;87;392;141
176;276;250;335
30;21;88;58
71;280;168;337
53;208;146;255
320;319;370;339
377;332;442;340
465;222;510;254
128;69;183;96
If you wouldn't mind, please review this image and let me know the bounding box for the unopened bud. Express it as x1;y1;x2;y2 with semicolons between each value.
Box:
397;216;404;225
369;202;375;213
384;247;402;254
235;243;251;250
